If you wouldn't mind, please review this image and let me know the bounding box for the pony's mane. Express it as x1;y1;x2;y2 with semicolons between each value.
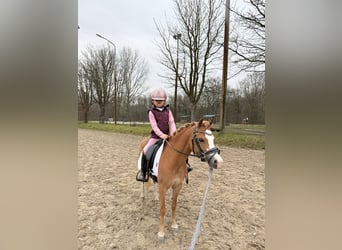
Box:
177;121;196;133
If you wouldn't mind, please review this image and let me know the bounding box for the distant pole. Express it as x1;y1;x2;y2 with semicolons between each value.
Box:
96;33;118;124
219;0;230;131
173;33;181;122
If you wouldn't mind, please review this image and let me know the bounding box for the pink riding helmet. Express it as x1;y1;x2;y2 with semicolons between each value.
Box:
151;88;167;101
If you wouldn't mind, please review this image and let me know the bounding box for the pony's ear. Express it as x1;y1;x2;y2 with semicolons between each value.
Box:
208;119;213;126
198;118;204;128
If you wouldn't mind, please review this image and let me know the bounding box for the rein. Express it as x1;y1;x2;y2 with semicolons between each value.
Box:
164;139;199;158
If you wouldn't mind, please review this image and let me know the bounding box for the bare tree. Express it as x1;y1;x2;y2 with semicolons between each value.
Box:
224;88;241;124
230;0;265;73
130;95;150;122
81;45;115;123
156;0;225;121
78;62;93;123
198;77;221;116
118;47;148;121
240;71;265;123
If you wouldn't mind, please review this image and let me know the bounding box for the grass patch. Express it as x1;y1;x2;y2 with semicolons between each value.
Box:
78;122;151;136
78;121;265;150
214;132;265;150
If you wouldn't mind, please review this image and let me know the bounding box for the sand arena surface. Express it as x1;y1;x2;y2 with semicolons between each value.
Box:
78;128;265;249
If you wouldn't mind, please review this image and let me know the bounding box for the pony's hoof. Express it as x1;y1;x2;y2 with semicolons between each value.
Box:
157;232;165;242
171;224;179;234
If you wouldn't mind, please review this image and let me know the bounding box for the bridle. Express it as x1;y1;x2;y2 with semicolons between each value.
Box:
192;127;220;162
165;127;220;162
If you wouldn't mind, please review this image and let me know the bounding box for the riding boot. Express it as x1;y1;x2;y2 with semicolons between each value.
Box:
186;158;193;173
136;153;148;182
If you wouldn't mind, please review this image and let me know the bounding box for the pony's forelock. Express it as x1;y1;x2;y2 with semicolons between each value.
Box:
197;120;212;130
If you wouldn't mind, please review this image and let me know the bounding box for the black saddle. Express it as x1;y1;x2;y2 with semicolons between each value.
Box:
145;139;164;182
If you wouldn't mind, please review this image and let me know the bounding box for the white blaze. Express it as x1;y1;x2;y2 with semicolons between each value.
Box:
205;130;215;149
205;130;223;168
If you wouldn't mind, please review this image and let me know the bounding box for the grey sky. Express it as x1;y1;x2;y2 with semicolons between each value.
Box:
78;0;176;93
78;0;241;95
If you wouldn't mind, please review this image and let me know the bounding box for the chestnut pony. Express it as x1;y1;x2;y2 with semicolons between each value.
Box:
138;119;223;240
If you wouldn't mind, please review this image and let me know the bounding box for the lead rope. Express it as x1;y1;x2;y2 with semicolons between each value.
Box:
188;166;214;250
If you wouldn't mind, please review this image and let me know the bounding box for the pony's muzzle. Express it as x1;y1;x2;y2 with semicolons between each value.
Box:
208;155;218;169
206;148;223;169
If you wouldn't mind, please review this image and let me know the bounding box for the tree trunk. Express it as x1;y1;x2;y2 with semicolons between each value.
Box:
84;110;88;123
99;104;106;124
190;104;197;122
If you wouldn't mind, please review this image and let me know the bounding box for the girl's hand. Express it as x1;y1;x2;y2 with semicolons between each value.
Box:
161;134;169;140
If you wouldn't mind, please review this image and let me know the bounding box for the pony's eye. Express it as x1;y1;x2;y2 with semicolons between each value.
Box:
198;138;205;143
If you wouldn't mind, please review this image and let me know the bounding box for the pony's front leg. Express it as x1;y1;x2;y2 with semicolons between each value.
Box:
171;183;182;231
158;186;166;240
